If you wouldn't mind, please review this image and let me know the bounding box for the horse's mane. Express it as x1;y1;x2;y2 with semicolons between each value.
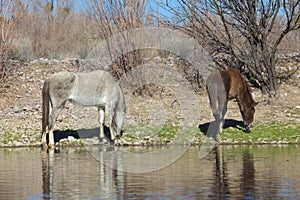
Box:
243;80;256;105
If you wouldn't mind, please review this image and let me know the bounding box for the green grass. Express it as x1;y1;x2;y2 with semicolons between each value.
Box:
221;122;300;144
157;126;178;140
1;121;300;147
122;124;198;145
2;131;11;145
0;126;41;146
122;121;300;146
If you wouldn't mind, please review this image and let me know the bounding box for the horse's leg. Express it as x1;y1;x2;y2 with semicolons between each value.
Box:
48;106;63;147
109;118;116;141
41;132;48;149
105;105;116;141
214;118;222;143
211;111;222;142
210;100;221;142
42;100;52;149
213;97;227;142
219;102;227;134
207;86;220;141
114;107;124;138
98;108;105;142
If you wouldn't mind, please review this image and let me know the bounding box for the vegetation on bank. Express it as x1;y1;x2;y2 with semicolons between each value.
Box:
219;122;300;145
1;121;300;148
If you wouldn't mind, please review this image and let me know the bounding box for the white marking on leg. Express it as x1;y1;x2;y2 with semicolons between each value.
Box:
218;110;223;134
49;101;52;116
219;119;224;134
49;129;55;147
106;105;115;141
99;109;105;139
41;132;47;148
219;123;223;134
110;124;115;141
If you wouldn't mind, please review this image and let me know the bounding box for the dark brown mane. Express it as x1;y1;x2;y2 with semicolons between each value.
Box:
241;79;257;106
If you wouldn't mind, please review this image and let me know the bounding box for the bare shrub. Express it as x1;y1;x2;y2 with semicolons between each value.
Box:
11;37;33;61
86;0;149;78
0;0;26;80
159;0;300;99
14;0;95;60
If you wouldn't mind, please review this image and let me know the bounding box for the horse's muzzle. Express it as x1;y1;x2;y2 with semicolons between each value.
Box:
244;122;252;133
245;126;251;133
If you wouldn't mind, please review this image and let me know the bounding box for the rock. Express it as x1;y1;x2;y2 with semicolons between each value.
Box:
13;107;21;113
144;136;151;140
225;138;232;143
59;138;68;144
68;136;76;142
23;106;30;111
122;140;132;146
13;141;23;146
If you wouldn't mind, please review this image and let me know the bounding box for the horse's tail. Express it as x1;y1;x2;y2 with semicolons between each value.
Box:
206;72;225;120
206;82;218;116
42;80;50;135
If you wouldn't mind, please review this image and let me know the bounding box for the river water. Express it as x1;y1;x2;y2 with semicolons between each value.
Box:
0;145;300;199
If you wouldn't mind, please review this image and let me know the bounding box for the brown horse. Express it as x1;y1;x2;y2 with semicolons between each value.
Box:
206;68;257;141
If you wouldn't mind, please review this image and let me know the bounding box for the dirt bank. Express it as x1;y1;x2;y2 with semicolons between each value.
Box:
0;57;299;147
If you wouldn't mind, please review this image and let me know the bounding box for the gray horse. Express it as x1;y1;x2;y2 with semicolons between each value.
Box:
41;70;126;148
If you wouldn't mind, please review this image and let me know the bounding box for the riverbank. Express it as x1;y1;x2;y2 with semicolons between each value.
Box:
0;57;299;147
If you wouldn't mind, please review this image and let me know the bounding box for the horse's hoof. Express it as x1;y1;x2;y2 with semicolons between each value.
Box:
41;143;48;150
215;134;221;143
99;138;110;145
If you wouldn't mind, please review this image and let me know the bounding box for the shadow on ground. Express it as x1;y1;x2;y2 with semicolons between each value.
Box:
46;126;123;144
198;119;246;136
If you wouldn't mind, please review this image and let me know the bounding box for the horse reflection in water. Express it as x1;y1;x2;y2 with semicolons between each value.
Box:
211;146;255;199
41;70;126;149
41;146;124;199
206;68;258;141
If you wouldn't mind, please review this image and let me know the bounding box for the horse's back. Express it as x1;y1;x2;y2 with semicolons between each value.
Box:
76;70;116;91
45;70;123;107
47;71;76;86
46;71;76;100
207;68;247;99
222;68;247;99
206;69;229;97
72;70;123;106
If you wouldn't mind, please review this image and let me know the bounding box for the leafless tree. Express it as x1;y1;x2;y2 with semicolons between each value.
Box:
0;0;25;77
159;0;300;98
86;0;148;78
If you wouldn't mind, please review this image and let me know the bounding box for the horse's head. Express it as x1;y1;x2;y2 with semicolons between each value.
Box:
242;101;258;133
